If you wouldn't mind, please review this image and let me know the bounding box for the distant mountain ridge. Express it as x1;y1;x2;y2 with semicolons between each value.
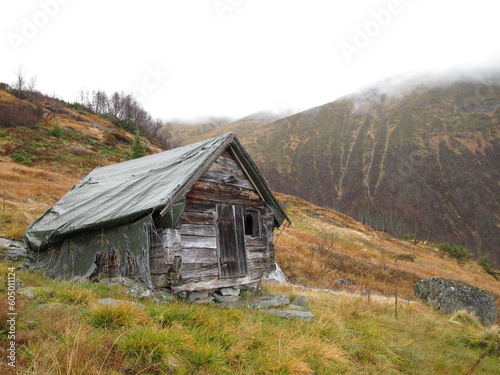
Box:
257;77;500;262
173;75;500;262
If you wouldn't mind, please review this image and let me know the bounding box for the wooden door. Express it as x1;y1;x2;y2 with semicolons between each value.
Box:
216;204;247;278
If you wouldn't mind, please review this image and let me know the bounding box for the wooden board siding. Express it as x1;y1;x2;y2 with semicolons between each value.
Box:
153;150;276;292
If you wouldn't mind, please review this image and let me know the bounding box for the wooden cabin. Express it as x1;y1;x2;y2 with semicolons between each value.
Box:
25;133;290;294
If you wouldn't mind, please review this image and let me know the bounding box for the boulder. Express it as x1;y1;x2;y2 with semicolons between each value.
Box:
414;277;497;325
290;295;308;310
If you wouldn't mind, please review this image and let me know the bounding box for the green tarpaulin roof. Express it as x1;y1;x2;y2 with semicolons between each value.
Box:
24;133;289;252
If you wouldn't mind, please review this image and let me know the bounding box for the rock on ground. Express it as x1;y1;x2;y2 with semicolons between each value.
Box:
0;238;28;262
414;277;497;325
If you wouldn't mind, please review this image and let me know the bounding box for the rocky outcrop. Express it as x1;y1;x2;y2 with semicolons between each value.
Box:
414;277;497;325
263;262;287;283
0;238;28;262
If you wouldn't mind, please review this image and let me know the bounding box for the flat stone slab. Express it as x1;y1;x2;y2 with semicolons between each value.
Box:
290;295;308;309
218;295;290;309
219;287;240;296
265;309;314;322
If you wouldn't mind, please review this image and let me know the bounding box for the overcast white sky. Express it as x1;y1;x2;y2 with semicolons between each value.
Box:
1;0;500;121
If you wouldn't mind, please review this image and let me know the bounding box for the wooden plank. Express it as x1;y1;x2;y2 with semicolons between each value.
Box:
248;258;270;269
163;228;181;264
178;248;218;264
210;153;241;171
150;262;171;275
187;183;262;204
179;263;219;279
188;184;257;202
199;171;254;190
181;210;214;225
149;244;166;259
245;238;268;249
172;274;261;292
247;251;268;260
207;157;245;176
181;235;217;249
180;223;216;237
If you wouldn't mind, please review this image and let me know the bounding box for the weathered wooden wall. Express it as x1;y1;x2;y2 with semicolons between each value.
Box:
150;150;276;292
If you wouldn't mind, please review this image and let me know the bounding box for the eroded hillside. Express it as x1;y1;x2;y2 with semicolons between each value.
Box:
172;78;500;263
260;80;500;263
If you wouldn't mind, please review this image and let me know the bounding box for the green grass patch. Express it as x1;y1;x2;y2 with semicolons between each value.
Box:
86;302;149;329
9;148;36;165
0;262;498;374
46;123;64;138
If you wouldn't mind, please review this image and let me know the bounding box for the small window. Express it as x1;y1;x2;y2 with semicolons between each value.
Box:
244;210;260;237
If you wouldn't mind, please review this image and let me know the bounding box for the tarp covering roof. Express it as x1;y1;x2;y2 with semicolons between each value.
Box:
24;133;289;252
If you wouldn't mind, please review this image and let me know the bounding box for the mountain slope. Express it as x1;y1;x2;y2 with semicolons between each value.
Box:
206;77;500;263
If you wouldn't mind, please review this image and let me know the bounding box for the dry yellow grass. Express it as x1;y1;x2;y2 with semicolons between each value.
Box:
274;193;500;317
0;162;78;239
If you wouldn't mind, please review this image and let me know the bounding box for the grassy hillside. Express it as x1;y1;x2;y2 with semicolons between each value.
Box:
0;87;161;239
1;259;499;374
0;82;499;373
273;193;499;312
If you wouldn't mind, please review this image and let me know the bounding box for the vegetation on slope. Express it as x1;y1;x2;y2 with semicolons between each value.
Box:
0;261;499;374
0;86;162;240
273;193;499;314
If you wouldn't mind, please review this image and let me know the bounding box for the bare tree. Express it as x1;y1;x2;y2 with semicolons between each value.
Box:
74;88;173;149
12;66;37;100
110;91;123;117
92;90;109;114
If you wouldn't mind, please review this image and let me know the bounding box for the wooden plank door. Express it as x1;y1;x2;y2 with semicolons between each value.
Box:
216;204;247;278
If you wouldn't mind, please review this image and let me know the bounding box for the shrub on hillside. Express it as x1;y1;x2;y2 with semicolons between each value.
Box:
438;243;474;261
47;123;64;138
126;131;147;160
477;256;499;278
0;102;41;128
